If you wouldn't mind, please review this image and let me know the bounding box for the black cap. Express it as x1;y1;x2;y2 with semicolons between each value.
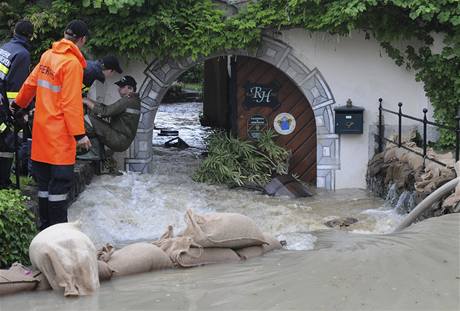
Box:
115;75;137;91
15;20;34;38
102;55;123;74
64;20;89;39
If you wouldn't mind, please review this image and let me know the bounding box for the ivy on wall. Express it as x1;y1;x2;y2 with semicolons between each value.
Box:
0;0;458;147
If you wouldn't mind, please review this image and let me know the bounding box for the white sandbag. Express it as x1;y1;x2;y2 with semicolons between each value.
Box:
235;234;283;260
182;209;267;248
0;263;39;296
29;222;99;297
107;243;173;277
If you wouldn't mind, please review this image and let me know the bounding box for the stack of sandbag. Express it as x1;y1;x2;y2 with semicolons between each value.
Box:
0;263;40;296
29;222;99;297
153;209;283;268
381;140;456;193
97;242;173;277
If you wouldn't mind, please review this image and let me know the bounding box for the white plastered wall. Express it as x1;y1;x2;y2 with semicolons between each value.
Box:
280;29;432;189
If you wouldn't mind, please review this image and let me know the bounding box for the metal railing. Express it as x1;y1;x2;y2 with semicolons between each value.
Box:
378;98;460;167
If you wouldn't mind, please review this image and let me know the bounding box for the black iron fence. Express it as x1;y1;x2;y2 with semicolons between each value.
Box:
378;98;460;167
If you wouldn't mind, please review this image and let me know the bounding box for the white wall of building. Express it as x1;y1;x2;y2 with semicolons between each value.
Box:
280;29;431;189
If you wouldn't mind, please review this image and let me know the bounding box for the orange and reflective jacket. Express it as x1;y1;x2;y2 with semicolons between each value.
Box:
15;39;87;165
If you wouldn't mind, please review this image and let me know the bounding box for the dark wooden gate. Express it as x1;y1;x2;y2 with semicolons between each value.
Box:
234;56;316;184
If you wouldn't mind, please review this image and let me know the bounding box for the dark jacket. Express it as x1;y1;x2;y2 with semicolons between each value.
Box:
89;92;141;151
0;34;31;95
83;60;105;89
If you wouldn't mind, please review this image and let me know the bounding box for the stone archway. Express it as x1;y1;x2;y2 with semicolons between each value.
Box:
127;36;339;190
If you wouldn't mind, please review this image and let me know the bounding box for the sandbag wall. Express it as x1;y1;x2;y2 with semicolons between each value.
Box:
367;142;460;219
1;209;284;297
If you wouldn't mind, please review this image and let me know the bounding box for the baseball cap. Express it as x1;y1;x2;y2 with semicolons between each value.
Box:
115;75;137;90
102;55;123;74
64;20;89;39
14;20;34;38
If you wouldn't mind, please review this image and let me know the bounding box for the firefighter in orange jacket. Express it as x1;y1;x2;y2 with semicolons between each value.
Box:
12;20;91;230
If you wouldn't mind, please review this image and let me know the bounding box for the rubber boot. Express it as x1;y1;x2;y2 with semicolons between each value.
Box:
48;200;68;226
38;197;50;231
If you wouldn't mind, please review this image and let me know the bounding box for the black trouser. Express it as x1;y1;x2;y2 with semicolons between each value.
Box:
32;161;74;230
0;130;14;189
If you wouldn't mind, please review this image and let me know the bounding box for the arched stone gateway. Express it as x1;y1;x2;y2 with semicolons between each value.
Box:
128;36;340;190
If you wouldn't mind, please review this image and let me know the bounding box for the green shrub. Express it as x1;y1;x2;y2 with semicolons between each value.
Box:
0;189;37;268
193;129;289;187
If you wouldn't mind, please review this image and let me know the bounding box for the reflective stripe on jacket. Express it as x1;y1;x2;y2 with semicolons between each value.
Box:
15;39;87;165
0;35;31;94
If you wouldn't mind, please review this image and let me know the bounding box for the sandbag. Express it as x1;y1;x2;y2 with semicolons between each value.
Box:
176;247;240;268
235;234;283;260
0;263;39;296
97;260;114;282
153;226;240;267
106;243;173;277
29;222;99;297
35;272;52;291
443;161;460;208
182;209;267;248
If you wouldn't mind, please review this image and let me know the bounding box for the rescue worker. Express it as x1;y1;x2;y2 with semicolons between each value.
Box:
82;55;123;94
12;20;92;230
79;75;141;159
0;20;34;189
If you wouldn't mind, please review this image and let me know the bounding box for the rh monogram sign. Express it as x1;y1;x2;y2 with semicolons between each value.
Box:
243;81;280;110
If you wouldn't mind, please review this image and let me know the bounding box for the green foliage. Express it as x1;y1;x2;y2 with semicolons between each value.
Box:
0;189;36;268
193;130;289;187
0;0;458;146
178;63;204;84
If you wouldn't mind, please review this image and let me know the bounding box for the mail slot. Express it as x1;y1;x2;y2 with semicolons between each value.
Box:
334;104;364;134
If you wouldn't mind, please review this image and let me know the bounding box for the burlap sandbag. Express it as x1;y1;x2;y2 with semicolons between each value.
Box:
153;232;199;266
443;161;460;208
97;260;114;281
29;222;99;297
176;247;240;267
0;263;39;296
153;226;241;267
106;243;173;277
235;234;283;260
35;272;51;291
182;209;267;248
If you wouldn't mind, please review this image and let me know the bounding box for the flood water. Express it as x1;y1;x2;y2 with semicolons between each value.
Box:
1;102;458;311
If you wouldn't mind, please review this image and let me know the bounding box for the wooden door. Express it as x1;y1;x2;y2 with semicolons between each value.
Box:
235;56;316;184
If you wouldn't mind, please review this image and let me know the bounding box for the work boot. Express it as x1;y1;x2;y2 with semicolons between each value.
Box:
48;200;68;225
38;197;50;231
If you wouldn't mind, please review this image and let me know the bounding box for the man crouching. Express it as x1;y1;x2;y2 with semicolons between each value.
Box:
79;75;140;160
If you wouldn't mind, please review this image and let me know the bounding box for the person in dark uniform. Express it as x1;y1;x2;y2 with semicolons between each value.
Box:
82;55;123;95
79;75;141;160
0;20;34;189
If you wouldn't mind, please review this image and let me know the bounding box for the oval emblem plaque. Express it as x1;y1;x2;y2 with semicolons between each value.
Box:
274;112;296;135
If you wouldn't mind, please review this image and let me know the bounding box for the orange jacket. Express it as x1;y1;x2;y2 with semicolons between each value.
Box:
15;39;87;165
